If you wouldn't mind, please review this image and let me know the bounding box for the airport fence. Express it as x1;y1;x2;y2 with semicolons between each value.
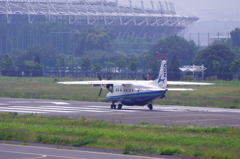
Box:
1;69;239;81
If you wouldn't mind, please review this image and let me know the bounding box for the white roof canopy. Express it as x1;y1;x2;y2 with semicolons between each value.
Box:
179;64;206;72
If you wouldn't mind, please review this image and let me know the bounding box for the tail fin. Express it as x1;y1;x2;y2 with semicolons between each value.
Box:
156;60;167;88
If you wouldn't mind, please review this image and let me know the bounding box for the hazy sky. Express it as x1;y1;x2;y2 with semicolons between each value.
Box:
116;0;240;21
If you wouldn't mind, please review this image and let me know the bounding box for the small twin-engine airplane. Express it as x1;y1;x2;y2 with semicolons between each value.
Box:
58;60;214;110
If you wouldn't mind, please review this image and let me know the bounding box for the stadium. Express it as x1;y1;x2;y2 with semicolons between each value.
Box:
0;0;198;42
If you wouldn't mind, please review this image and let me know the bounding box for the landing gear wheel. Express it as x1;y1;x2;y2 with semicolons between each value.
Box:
117;104;122;110
113;104;116;109
147;104;153;110
110;104;114;109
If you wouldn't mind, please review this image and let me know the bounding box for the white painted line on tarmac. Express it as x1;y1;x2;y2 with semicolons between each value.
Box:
6;101;32;103
157;106;240;113
0;103;9;105
0;109;45;114
51;102;70;105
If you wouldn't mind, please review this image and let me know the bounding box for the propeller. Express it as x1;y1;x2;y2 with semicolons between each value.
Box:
142;74;148;81
98;88;103;97
97;72;102;80
97;73;112;97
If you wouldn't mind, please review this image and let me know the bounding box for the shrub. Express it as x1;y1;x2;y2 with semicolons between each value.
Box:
73;138;97;147
157;147;184;155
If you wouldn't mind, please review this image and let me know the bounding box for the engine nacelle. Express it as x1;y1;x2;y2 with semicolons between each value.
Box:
101;84;107;89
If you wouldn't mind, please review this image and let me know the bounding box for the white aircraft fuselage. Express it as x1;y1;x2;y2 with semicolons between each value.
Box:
106;83;166;106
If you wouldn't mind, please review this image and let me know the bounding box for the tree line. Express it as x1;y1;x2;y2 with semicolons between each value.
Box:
0;22;240;80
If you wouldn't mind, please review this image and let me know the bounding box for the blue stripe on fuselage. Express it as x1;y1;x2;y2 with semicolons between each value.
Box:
106;90;166;106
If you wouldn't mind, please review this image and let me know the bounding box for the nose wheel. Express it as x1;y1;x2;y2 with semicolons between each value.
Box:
117;104;122;110
147;104;153;110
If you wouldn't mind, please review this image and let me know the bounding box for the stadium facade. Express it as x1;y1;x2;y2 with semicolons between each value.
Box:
0;0;199;42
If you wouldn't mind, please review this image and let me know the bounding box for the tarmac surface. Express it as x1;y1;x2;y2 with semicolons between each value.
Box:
0;97;240;128
0;141;199;159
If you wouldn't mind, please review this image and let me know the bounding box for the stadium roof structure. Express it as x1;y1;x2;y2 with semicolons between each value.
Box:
0;0;199;40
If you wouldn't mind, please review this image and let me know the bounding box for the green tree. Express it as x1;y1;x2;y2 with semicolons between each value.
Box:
194;43;235;80
32;54;43;77
25;61;35;74
74;29;89;57
55;59;65;77
230;59;240;72
93;63;102;73
0;55;15;76
104;61;115;78
68;56;77;70
149;35;198;65
55;59;64;70
169;54;181;80
85;32;110;51
116;59;126;72
212;61;221;74
230;28;240;47
80;56;91;77
129;60;140;79
94;25;116;40
74;28;111;57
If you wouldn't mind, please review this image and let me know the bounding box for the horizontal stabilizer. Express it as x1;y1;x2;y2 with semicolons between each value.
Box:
135;88;167;91
167;88;197;91
168;81;214;86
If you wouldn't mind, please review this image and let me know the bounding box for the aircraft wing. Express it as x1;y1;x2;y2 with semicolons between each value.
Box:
57;80;133;85
167;88;197;91
167;81;214;86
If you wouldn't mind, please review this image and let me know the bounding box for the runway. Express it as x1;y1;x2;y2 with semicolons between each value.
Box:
0;97;240;128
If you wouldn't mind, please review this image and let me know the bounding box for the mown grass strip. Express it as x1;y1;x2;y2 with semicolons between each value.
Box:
0;77;240;108
0;113;239;159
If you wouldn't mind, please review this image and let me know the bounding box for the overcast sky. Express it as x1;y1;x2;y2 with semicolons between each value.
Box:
116;0;240;21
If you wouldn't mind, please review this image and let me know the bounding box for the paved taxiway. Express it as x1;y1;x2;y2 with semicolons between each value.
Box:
0;141;199;159
0;97;240;128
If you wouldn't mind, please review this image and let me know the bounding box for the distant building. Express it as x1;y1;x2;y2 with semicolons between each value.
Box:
210;34;231;44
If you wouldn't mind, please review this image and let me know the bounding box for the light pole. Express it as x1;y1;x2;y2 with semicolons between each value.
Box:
127;55;131;79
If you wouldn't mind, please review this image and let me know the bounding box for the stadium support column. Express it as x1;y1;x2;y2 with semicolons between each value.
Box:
116;0;122;25
67;0;70;24
47;0;50;22
169;2;176;15
5;0;11;23
151;1;158;25
84;0;89;24
101;0;107;25
141;0;148;25
129;0;136;25
159;1;163;13
27;0;30;23
165;2;169;13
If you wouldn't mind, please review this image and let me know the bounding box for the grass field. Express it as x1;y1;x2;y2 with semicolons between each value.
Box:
0;113;239;159
0;77;240;159
0;76;239;108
